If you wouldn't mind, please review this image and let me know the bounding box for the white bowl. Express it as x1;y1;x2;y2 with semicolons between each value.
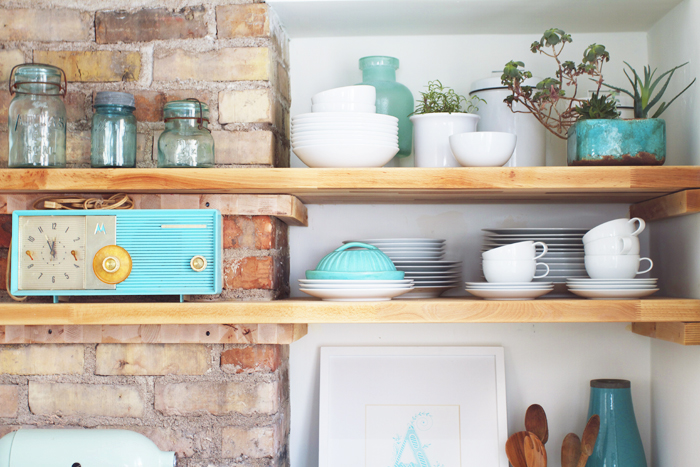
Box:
293;112;398;124
449;131;517;167
293;123;398;133
311;85;376;105
294;144;399;168
312;102;376;113
292;133;398;144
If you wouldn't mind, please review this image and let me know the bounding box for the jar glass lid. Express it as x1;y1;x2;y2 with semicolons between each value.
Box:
163;99;210;119
13;64;63;85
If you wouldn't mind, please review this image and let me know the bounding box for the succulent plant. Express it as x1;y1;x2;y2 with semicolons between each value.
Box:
575;93;620;120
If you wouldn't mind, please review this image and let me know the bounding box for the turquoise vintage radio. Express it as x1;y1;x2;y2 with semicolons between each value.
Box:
10;209;222;300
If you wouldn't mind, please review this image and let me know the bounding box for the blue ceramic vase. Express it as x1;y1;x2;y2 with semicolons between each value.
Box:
586;379;647;467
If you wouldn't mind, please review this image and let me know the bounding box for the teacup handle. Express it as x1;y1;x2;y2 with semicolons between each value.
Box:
619;237;633;255
629;217;646;237
534;262;550;279
533;242;548;260
637;257;653;275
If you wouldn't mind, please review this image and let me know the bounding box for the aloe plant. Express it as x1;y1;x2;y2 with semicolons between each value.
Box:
602;62;696;118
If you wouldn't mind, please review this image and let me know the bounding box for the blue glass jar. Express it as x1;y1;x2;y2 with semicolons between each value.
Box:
158;99;214;168
8;64;67;168
91;92;137;167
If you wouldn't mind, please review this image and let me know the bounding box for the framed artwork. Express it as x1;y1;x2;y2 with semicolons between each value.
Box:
319;346;508;467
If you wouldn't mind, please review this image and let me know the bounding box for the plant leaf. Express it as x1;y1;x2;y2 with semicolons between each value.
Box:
651;77;696;118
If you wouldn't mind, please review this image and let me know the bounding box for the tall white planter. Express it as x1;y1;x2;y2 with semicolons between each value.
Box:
410;113;480;167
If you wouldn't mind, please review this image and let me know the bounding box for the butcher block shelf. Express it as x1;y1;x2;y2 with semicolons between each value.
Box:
0;298;698;326
2;167;700;203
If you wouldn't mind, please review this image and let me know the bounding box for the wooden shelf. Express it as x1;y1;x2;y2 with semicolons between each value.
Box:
2;167;700;204
0;298;698;325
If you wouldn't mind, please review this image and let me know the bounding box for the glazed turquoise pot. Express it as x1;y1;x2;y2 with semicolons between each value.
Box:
567;118;665;166
586;379;647;467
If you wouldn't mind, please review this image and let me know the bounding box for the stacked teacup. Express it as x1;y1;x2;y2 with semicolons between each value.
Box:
466;241;554;300
567;218;659;299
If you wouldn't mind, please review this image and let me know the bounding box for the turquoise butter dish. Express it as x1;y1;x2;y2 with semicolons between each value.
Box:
306;242;405;280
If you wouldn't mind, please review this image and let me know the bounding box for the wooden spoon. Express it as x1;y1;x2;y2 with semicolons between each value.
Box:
505;431;531;467
576;414;601;467
523;432;547;467
525;404;549;444
561;433;582;467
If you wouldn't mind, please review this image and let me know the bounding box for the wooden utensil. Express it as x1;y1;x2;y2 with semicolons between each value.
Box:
505;431;530;467
561;433;582;467
524;432;547;467
576;414;601;467
525;404;549;444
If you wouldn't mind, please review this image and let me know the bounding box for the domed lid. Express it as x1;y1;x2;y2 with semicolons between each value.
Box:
163;99;209;120
95;91;135;108
590;379;631;388
313;242;397;273
13;63;63;84
469;73;542;94
360;56;399;70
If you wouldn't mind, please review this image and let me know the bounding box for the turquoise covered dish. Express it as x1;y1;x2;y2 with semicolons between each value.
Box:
306;242;404;280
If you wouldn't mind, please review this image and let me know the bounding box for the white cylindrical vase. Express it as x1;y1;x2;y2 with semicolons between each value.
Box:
410;113;479;167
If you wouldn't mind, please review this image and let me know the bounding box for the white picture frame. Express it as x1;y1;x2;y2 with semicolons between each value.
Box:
319;346;508;467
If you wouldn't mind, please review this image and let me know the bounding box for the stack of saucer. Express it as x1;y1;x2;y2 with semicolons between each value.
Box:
566;278;659;299
465;281;554;300
344;238;461;298
299;279;415;301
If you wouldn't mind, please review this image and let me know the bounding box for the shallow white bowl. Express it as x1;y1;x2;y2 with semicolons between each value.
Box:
293;123;398;133
292;130;398;139
293;112;398;124
292;136;398;145
449;131;517;167
311;85;376;105
293;143;399;168
312;102;376;113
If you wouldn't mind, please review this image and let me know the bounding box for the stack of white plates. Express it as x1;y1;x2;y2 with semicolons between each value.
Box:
345;238;461;298
482;228;589;294
465;282;554;300
566;278;659;299
299;279;414;301
291;113;400;168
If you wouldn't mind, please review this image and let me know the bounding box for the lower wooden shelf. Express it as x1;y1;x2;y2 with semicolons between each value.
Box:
0;297;698;325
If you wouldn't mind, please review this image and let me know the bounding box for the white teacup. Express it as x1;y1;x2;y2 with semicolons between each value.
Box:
483;259;550;283
584;255;653;279
583;218;645;244
584;236;640;256
482;241;548;261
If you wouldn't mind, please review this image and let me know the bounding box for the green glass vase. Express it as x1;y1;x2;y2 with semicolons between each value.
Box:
359;56;413;158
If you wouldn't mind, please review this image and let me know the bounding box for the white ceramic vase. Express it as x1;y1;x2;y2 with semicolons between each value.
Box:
410;113;479;167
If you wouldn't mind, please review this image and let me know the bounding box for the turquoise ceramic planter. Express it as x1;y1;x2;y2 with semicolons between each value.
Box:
567;119;665;166
586;379;647;467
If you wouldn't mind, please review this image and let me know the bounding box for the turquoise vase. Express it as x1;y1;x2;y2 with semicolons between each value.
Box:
359;56;413;158
586;379;647;467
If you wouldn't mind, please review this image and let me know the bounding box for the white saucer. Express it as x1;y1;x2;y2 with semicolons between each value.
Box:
345;238;445;244
568;288;659;299
466;287;554;300
300;287;414;301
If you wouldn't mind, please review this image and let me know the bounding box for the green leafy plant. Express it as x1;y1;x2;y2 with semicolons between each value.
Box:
575;92;620;120
412;80;484;115
601;62;696;118
501;28;614;139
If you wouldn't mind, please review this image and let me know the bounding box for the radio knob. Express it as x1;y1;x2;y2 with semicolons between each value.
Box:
93;245;132;284
190;255;207;272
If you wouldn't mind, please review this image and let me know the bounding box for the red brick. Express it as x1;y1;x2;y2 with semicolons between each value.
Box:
0;386;18;417
224;256;275;289
0;257;6;292
223;216;278;250
128;90;209;122
221;345;281;374
217;4;269;38
0;215;10;248
96;7;207;43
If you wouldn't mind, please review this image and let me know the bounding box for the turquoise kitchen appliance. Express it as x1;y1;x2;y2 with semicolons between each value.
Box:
10;209;222;300
0;429;175;467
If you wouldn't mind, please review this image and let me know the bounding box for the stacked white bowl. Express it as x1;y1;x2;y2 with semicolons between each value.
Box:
568;218;658;299
292;85;400;168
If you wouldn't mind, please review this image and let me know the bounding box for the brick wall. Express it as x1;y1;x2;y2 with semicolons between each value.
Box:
0;343;289;466
0;0;290;168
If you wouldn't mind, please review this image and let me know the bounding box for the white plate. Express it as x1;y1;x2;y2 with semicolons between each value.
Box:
293;112;398;121
465;285;554;290
300;283;415;289
413;280;461;285
360;242;446;248
299;279;414;285
381;248;445;253
567;284;658;290
393;260;461;265
566;278;657;283
346;238;445;244
484;233;585;238
466;288;554;300
393;286;456;299
466;281;553;287
299;287;413;301
483;228;590;234
569;288;660;299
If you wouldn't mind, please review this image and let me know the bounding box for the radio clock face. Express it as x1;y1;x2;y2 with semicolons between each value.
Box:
18;216;87;290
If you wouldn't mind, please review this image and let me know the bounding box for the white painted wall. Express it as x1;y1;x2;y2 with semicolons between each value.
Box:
647;3;700;465
286;31;657;467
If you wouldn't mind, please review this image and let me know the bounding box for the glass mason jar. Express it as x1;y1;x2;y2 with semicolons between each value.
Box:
8;64;67;168
359;56;414;158
91;91;137;167
157;99;215;168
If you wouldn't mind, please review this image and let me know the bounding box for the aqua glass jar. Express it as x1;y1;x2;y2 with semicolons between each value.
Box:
158;99;214;168
359;56;413;158
91;92;137;167
8;64;67;168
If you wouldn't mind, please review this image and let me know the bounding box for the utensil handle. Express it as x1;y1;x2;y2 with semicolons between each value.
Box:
533;242;548;260
534;262;550;279
637;257;653;275
629;217;646;236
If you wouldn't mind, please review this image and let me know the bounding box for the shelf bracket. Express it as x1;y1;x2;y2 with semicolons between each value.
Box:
631;322;700;345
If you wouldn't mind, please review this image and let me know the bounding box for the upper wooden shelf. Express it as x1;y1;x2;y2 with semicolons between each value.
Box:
0;297;698;325
1;167;699;204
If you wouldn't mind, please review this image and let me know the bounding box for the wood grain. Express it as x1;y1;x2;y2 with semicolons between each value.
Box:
631;322;700;345
0;193;308;226
1;167;699;203
0;324;307;344
0;298;697;325
630;189;700;222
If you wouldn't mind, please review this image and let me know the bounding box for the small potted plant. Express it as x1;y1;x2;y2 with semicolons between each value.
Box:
409;80;484;167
